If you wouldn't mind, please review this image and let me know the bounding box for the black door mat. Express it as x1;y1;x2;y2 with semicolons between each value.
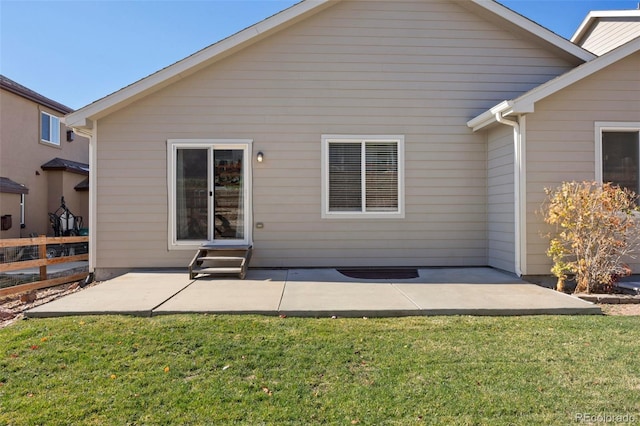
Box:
337;268;419;280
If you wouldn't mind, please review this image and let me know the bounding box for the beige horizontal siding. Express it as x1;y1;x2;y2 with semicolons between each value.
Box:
93;0;578;270
487;125;515;273
525;52;640;275
580;18;640;55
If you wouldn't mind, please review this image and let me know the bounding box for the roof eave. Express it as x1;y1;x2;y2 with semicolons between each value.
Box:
65;0;338;131
471;0;595;62
0;75;73;114
466;101;514;132
0;177;29;195
469;37;640;132
571;10;640;44
510;38;640;112
571;12;598;44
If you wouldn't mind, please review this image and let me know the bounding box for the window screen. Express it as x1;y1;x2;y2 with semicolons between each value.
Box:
325;137;402;216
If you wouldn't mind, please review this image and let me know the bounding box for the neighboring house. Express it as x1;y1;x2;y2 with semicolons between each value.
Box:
572;9;640;55
0;75;89;239
65;0;640;281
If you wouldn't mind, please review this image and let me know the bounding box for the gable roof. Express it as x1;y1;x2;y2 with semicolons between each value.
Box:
572;9;640;45
0;177;29;195
66;0;595;134
1;75;73;114
41;157;90;175
74;177;89;192
468;37;640;131
65;0;336;131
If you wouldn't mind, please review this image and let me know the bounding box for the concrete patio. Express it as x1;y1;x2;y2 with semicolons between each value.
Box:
26;267;601;318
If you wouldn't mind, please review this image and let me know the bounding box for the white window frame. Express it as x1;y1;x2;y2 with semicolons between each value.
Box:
40;111;60;145
595;122;640;186
167;139;253;250
321;134;405;219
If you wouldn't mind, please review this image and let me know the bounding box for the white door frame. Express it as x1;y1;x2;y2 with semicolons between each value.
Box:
167;139;253;250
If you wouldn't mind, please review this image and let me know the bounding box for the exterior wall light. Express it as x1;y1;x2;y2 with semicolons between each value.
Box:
256;152;264;162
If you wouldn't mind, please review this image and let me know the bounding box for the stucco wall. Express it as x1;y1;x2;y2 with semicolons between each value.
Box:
0;193;22;239
0;89;89;237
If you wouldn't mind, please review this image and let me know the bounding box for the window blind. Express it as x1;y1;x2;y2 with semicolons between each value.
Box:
365;142;398;211
328;142;362;211
328;141;398;213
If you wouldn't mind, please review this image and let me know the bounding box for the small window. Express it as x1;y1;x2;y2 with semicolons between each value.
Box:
41;111;60;145
597;123;640;199
322;135;404;218
602;131;639;195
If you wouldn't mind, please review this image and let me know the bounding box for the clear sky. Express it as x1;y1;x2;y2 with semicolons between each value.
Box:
1;0;638;110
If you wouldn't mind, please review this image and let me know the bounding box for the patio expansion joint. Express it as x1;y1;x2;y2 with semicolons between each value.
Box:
391;283;422;310
149;279;198;316
276;269;290;313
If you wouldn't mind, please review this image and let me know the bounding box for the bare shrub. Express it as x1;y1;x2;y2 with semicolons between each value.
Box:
542;181;640;293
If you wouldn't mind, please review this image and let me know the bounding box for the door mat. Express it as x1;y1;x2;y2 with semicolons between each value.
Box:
337;269;419;280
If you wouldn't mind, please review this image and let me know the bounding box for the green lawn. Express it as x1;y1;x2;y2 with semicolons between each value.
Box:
1;315;639;425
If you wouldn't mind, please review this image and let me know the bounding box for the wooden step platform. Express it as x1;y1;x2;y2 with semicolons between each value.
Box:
188;245;252;279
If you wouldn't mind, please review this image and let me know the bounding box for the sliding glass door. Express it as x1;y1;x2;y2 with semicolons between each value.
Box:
170;140;251;248
213;149;246;241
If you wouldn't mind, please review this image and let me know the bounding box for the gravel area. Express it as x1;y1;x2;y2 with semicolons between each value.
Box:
598;303;640;316
0;279;97;328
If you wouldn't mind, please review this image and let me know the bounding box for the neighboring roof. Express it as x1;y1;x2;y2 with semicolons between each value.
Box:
471;0;594;61
0;177;29;195
468;37;640;131
571;9;640;45
0;74;73;114
74;177;89;192
66;0;595;133
41;157;90;175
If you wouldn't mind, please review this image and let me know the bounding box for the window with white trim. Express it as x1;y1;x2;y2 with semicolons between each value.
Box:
597;123;640;198
40;111;60;145
322;135;404;218
167;139;252;249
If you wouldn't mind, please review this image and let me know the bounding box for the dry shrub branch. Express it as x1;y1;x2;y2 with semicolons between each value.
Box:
542;181;640;293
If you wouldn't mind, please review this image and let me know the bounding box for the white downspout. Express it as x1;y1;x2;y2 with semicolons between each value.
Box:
494;113;525;277
73;124;97;274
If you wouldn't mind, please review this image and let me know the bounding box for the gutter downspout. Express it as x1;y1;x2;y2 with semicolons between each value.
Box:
72;125;96;275
494;113;526;277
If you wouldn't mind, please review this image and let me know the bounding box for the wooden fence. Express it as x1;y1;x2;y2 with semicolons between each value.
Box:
0;236;89;297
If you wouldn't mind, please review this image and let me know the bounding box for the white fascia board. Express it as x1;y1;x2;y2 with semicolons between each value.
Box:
572;10;640;43
510;37;640;113
65;0;336;129
572;11;599;44
471;37;640;129
472;0;595;62
64;116;93;131
467;101;513;132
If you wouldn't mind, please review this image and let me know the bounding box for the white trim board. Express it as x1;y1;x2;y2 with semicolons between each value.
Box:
66;0;595;135
572;10;640;44
166;139;253;250
594;121;640;184
468;38;640;131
